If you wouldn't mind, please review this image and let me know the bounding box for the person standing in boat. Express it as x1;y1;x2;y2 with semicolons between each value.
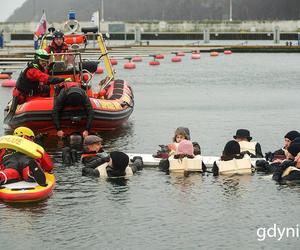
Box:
52;82;94;138
14;49;65;102
0;127;53;186
45;30;69;54
81;135;143;178
233;129;263;158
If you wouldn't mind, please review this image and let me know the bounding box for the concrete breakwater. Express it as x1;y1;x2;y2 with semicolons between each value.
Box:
1;20;300;33
7;32;300;41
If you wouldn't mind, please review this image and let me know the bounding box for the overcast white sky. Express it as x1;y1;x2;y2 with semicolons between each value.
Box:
0;0;27;22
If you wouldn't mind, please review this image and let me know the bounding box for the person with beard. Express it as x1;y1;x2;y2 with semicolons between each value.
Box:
14;49;65;102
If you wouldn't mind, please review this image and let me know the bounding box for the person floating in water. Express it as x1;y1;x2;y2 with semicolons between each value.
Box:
233;129;263;158
153;127;201;159
159;139;206;174
272;143;300;182
81;135;143;178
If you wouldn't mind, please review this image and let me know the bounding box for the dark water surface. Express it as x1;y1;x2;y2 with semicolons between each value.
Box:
1;53;300;250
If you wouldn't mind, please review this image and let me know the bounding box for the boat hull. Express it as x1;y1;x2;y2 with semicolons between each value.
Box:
4;80;134;135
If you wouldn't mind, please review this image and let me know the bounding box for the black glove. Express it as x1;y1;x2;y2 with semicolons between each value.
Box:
255;160;269;172
48;77;65;85
265;152;274;162
131;156;144;171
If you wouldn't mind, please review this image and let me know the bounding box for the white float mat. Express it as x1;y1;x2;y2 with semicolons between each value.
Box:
2;181;39;189
127;153;263;167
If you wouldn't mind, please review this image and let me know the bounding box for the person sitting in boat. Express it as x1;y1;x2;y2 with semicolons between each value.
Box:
14;49;65;103
81;135;143;178
233;129;263;158
45;30;69;55
212;140;253;176
272;143;300;182
52;81;94;138
0;127;52;186
153;127;201;158
265;130;300;163
159;139;206;173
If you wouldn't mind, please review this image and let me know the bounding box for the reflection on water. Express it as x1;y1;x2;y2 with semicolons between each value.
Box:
216;175;253;198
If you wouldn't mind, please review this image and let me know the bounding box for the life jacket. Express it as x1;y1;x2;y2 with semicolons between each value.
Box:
96;162;133;178
282;166;300;178
238;141;257;156
0;149;7;170
63;82;81;91
217;157;252;175
16;62;44;95
47;41;69;54
169;155;202;172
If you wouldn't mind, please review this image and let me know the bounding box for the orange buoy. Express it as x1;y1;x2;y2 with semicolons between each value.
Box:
177;51;185;56
224;50;232;55
149;60;160;66
124;62;136;69
1;79;16;87
191;53;201;59
95;67;104;74
110;59;118;65
0;74;11;80
210;51;219;57
155;54;164;59
171;56;182;62
132;56;142;62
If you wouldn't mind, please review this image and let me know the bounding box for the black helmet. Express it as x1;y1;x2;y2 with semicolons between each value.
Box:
53;30;64;39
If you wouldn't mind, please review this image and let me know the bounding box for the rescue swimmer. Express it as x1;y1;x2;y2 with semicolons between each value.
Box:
0;127;53;186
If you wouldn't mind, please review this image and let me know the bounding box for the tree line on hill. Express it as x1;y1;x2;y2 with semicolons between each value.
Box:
7;0;300;22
